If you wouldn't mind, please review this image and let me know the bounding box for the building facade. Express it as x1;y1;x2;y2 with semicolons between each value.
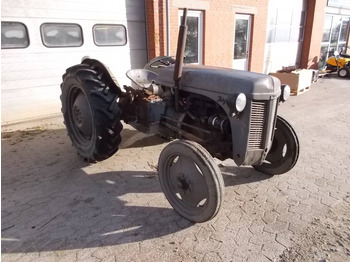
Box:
145;0;350;73
319;0;350;68
146;0;270;73
1;0;350;124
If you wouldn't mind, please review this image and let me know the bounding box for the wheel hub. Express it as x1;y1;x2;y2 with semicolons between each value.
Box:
72;92;93;137
177;175;191;192
73;105;84;127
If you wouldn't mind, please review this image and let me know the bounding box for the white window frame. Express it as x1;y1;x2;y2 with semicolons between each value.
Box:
233;14;252;71
93;24;127;46
1;21;30;49
40;23;83;48
178;10;203;64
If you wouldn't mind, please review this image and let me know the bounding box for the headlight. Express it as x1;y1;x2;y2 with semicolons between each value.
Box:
281;84;291;102
235;93;247;112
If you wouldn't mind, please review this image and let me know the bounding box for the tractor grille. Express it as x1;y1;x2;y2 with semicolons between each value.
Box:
248;101;268;150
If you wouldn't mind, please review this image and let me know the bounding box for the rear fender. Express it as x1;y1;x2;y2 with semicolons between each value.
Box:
81;57;123;96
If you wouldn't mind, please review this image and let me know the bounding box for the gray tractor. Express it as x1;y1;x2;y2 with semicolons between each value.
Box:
60;9;299;222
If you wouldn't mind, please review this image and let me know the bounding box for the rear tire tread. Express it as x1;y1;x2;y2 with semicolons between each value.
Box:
61;63;123;161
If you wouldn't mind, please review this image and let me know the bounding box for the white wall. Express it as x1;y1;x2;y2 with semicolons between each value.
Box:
1;0;147;124
263;0;307;74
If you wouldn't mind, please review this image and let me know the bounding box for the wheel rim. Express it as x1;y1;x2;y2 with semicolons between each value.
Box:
165;154;209;210
67;85;95;148
159;140;224;222
339;69;347;77
265;128;289;164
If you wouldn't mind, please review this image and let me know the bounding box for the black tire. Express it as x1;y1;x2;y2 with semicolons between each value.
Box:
158;140;224;223
60;63;123;161
338;67;349;78
253;116;299;175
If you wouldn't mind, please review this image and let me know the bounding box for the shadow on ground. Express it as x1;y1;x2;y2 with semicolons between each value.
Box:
1;126;268;254
220;165;271;187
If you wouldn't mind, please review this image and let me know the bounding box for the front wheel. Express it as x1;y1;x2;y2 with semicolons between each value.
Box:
253;116;299;175
338;67;350;78
60;63;123;161
158;140;224;223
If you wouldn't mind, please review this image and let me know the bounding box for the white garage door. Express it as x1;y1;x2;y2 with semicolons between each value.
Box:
1;0;147;124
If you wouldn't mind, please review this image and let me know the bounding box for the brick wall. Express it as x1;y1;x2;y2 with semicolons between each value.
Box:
145;0;167;59
146;0;269;73
301;0;327;69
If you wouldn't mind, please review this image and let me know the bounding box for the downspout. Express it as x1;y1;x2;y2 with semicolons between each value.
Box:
143;0;149;61
166;0;170;56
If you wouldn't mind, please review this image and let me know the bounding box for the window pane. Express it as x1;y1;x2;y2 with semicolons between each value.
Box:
275;26;290;42
339;17;350;42
41;23;83;47
319;44;329;69
234;19;249;59
330;16;342;44
93;24;127;46
328;0;350;9
292;11;306;26
1;22;29;49
266;26;275;43
268;8;277;26
322;15;333;42
290;27;304;42
181;16;199;63
338;43;346;53
277;9;292;25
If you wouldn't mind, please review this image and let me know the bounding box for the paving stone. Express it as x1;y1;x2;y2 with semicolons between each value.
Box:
2;77;350;261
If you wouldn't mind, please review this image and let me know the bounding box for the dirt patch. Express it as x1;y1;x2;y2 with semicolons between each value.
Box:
2;126;47;145
279;196;350;262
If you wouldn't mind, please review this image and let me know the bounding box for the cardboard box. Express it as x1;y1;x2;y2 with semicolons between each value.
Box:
270;69;313;95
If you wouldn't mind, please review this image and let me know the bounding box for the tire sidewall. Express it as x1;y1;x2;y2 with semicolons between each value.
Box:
253;116;299;175
338;67;349;78
61;75;97;158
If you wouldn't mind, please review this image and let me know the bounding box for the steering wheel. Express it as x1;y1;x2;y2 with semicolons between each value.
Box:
149;56;175;68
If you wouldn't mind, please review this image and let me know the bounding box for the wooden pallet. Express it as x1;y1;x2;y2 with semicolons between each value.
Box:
291;85;311;96
317;71;330;79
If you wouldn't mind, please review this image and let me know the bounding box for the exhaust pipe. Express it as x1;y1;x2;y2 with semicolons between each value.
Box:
173;8;188;111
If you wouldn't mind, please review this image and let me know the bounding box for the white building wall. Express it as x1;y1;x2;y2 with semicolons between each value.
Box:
1;0;147;124
263;0;307;74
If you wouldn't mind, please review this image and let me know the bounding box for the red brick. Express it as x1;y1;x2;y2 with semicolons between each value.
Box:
146;0;270;73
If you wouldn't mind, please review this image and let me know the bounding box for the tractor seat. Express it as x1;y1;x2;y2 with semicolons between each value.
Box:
126;69;158;89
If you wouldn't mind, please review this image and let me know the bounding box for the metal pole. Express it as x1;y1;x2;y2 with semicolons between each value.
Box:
173;8;188;82
166;0;170;56
173;8;188;111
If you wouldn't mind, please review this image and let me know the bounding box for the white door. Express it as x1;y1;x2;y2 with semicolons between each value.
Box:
233;14;251;70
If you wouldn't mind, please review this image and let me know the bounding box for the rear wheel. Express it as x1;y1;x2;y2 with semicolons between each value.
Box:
60;64;123;161
338;67;349;78
253;116;299;175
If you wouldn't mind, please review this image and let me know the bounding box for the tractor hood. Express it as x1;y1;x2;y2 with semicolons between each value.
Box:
157;65;281;100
